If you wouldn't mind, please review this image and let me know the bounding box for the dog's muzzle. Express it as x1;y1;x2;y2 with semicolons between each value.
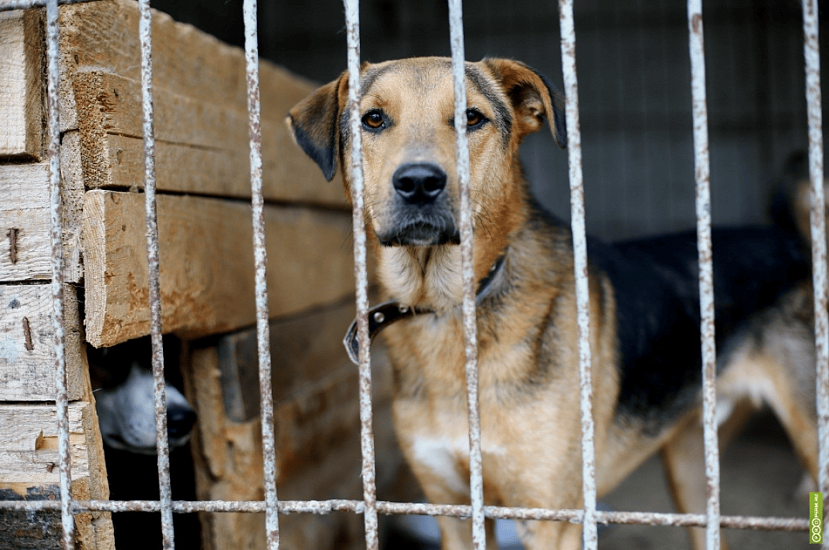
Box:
376;163;460;247
393;163;447;204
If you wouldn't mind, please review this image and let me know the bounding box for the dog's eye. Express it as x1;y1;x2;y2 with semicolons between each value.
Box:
466;109;487;130
362;110;386;131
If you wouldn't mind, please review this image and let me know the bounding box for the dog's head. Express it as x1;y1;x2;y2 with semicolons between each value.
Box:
288;57;566;308
88;338;196;455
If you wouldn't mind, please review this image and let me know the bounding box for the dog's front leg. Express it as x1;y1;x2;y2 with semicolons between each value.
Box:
404;454;498;549
431;515;497;550
515;518;583;550
661;412;733;550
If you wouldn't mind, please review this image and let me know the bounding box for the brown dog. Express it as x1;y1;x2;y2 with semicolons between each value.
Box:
288;57;819;549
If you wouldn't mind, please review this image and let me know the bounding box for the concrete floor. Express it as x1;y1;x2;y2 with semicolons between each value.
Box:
598;410;808;549
384;410;812;549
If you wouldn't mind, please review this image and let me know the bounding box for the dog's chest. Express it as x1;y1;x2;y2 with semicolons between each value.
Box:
385;308;539;395
399;402;512;497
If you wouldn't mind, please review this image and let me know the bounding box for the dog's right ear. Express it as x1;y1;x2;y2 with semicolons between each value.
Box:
483;58;567;149
286;71;349;182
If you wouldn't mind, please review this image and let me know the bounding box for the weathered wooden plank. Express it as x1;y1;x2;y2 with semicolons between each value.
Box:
217;297;356;422
58;0;344;206
0;9;42;159
185;340;404;550
189;334;396;486
0;403;87;477
0;402;115;550
0;284;84;401
82;190;355;348
0;162;83;283
67;70;341;205
59;0;316;125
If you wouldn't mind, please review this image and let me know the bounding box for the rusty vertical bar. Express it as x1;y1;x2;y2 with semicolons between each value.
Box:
447;0;486;548
342;0;380;548
686;1;721;549
558;1;598;548
45;0;74;548
802;0;829;534
242;0;281;547
137;1;175;548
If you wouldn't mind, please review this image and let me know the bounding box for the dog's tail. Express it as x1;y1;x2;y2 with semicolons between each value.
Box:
770;151;828;250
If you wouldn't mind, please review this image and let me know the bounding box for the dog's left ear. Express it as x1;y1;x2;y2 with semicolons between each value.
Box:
286;71;350;182
483;58;567;149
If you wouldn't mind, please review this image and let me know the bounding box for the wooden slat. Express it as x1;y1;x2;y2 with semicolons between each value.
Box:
0;401;115;550
59;0;344;206
217;297;356;422
58;0;315;126
185;339;405;550
0;403;87;479
0;284;84;401
0;279;113;547
68;70;340;205
0;162;83;283
82;190;355;348
0;9;42;159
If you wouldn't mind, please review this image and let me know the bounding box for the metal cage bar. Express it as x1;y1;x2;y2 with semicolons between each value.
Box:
0;496;811;531
558;0;599;548
136;1;176;548
241;0;282;547
45;0;74;547
802;1;829;548
0;0;96;8
342;1;381;548
686;1;721;549
447;0;487;548
803;0;829;506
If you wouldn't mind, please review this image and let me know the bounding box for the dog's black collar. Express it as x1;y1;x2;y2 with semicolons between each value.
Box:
475;253;505;300
343;254;506;365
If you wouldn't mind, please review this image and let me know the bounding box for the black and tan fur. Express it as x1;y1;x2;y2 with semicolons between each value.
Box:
287;57;820;549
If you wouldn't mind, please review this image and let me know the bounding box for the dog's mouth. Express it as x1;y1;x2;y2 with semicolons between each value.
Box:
377;219;460;247
102;431;193;455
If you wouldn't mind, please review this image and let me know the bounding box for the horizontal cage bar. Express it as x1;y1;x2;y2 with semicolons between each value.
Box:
0;498;810;532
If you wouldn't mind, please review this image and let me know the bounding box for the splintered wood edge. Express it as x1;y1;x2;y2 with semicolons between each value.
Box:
81;191;108;349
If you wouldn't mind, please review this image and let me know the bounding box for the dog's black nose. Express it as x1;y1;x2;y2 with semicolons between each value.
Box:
167;407;197;439
392;163;447;205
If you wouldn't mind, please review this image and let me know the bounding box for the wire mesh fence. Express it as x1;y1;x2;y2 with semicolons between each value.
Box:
0;0;824;549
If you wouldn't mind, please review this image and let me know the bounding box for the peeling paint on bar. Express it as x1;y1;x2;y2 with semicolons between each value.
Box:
686;1;721;549
0;0;97;11
558;1;598;548
0;498;810;533
45;0;73;548
241;0;281;547
137;1;175;548
447;0;487;548
342;1;380;548
802;1;829;528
